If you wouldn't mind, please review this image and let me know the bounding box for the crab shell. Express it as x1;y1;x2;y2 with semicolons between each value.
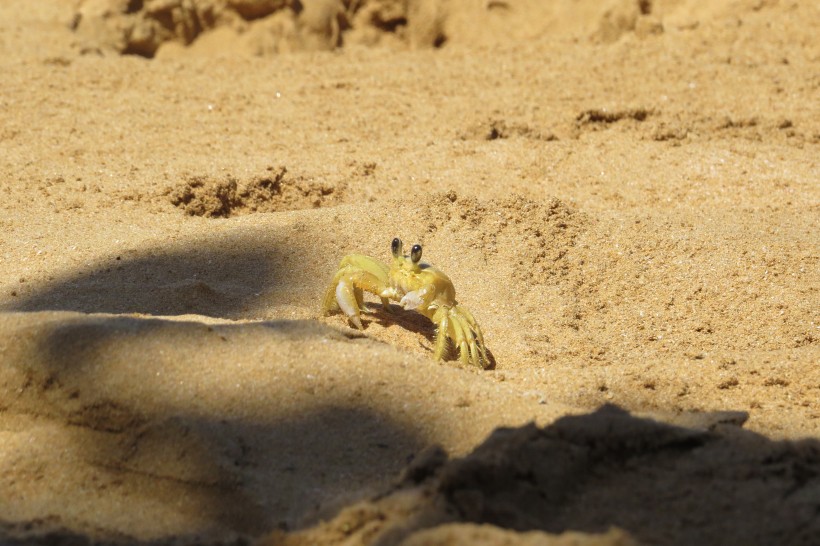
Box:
322;238;490;369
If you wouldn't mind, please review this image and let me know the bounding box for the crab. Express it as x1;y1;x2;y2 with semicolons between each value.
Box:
322;238;491;369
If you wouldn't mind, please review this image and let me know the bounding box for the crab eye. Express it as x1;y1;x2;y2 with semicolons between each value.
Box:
391;238;402;258
410;244;422;264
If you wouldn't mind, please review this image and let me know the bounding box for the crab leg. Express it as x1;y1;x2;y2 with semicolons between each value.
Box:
432;309;451;362
454;304;489;367
447;314;470;366
447;305;489;369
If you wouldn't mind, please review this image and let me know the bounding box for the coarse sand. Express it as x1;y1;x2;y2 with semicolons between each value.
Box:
0;1;818;544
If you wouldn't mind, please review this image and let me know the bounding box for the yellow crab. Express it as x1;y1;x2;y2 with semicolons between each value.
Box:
322;238;491;369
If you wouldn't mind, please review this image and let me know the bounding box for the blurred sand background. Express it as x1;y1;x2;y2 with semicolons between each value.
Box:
0;0;818;544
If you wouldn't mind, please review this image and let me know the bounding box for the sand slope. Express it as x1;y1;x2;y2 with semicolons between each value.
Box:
0;0;818;544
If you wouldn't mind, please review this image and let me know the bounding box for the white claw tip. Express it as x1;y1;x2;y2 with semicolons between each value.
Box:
336;281;357;316
400;291;423;310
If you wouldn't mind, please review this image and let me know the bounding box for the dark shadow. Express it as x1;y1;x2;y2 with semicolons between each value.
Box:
368;303;437;343
4;229;318;319
0;314;428;545
431;404;820;546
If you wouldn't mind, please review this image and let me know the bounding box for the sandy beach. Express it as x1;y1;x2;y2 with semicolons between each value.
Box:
0;1;818;544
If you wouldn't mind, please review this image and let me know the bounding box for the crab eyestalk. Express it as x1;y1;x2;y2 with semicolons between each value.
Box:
391;237;403;259
410;244;422;264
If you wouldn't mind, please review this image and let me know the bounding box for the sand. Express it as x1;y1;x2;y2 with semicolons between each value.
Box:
0;0;818;544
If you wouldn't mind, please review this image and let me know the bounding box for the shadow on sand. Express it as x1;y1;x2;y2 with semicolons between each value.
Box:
0;228;428;543
4;228;320;318
298;404;819;546
0;313;428;544
4;229;816;545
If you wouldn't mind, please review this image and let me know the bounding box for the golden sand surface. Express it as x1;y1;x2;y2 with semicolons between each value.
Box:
0;1;817;544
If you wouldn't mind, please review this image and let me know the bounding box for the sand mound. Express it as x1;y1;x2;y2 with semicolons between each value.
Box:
70;0;445;57
0;310;571;541
168;166;343;217
270;405;820;545
71;0;755;57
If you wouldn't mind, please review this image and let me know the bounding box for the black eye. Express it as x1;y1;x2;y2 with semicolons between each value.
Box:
410;244;422;263
391;238;402;258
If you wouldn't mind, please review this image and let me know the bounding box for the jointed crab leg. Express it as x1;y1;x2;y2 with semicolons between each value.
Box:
449;314;470;366
446;304;489;369
431;307;450;362
428;303;489;369
457;304;489;365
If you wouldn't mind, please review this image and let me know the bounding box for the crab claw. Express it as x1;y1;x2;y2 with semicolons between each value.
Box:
400;290;424;310
322;253;392;330
335;280;364;329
